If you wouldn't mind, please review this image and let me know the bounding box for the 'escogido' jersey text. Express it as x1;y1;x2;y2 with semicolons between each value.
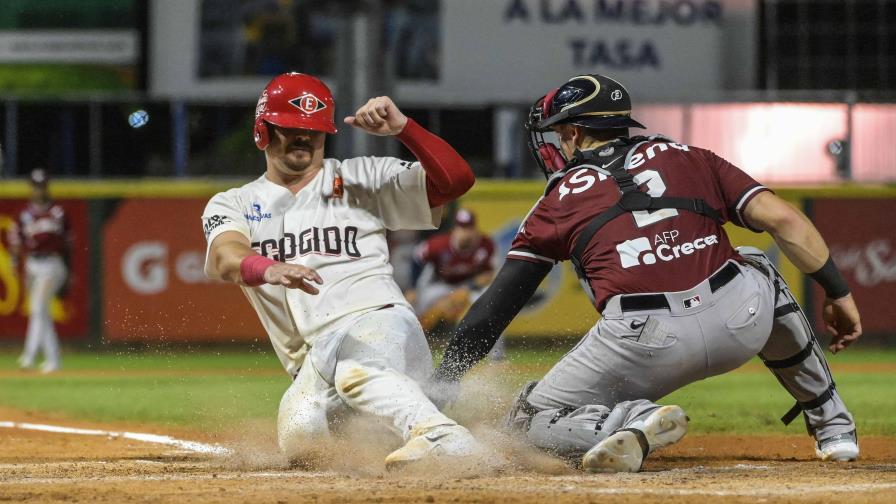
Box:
202;157;437;376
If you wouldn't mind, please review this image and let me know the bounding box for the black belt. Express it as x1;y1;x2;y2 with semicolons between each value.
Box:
619;261;741;312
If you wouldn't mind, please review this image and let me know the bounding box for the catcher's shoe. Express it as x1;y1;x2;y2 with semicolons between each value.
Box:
815;430;859;462
384;424;482;470
582;405;689;473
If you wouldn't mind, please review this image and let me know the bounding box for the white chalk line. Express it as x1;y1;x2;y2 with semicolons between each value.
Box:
0;420;232;456
0;470;311;486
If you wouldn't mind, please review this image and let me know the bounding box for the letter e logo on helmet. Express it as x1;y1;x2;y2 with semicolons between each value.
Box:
290;93;327;114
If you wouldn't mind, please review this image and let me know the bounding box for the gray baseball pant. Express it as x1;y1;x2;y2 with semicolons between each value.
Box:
510;257;854;457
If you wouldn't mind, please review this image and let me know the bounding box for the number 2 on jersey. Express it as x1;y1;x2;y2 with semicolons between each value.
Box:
630;169;678;228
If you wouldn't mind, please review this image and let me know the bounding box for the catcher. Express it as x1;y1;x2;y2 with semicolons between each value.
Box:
433;74;861;472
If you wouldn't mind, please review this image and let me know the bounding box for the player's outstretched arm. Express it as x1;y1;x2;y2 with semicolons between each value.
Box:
344;96;475;208
743;191;861;352
435;259;552;383
208;231;323;294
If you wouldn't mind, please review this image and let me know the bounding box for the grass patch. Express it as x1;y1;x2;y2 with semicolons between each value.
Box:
0;347;893;436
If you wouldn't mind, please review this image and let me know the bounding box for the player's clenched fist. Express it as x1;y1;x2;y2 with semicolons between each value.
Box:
344;96;408;136
263;263;323;294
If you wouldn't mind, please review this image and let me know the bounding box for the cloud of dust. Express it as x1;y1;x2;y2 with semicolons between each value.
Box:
215;364;574;478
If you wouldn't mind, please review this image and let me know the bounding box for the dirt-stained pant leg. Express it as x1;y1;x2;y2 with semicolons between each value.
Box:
738;247;856;440
279;306;457;458
332;306;457;440
515;261;775;457
278;353;345;457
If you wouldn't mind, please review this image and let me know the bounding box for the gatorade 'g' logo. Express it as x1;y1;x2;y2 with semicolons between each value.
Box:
289;93;327;114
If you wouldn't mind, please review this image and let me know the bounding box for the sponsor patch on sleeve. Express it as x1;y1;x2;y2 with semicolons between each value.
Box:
203;215;232;238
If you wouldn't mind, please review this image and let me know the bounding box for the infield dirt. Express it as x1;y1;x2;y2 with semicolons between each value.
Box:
2;408;895;503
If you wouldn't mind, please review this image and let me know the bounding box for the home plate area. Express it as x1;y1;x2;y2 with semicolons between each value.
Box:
2;420;895;504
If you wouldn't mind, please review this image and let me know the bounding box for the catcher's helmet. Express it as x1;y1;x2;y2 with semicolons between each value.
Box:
253;72;337;150
526;74;645;178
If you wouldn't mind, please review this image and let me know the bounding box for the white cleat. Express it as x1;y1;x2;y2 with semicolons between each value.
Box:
815;430;859;462
582;405;689;473
385;424;481;471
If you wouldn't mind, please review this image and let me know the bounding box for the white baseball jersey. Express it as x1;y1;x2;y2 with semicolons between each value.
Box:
202;156;439;376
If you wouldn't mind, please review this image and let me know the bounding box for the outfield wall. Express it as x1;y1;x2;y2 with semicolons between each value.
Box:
1;180;894;343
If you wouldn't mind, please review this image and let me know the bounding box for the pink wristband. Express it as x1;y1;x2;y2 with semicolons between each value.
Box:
240;255;277;286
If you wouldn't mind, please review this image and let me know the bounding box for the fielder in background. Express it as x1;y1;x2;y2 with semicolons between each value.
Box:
434;74;862;472
405;208;506;360
202;73;482;469
8;168;71;374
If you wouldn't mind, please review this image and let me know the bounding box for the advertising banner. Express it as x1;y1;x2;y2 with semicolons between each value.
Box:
418;0;757;103
0;199;90;340
152;0;756;103
102;199;265;342
812;199;896;334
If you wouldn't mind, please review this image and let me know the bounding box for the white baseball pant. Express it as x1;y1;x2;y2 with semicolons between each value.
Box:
20;255;66;370
277;305;457;457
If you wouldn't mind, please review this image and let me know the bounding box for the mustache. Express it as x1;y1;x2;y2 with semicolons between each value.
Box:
289;139;314;150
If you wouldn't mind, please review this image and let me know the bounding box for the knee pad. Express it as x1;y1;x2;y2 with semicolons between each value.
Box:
504;381;613;457
526;405;612;456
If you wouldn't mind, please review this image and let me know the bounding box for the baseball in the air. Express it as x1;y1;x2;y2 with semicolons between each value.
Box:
128;109;150;128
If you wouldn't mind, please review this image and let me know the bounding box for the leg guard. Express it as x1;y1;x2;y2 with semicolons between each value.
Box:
737;247;855;439
504;381;658;458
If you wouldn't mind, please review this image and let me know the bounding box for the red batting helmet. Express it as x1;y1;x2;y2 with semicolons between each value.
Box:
253;72;338;150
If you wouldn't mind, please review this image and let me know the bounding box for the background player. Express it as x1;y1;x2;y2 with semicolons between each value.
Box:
433;74;862;472
202;73;481;469
405;208;505;359
8;168;71;374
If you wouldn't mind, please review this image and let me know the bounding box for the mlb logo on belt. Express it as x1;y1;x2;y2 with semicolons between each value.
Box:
290;93;327;114
683;295;701;309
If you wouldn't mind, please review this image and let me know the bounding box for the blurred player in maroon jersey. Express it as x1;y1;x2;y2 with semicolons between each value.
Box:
434;74;861;472
405;209;505;358
8;168;71;373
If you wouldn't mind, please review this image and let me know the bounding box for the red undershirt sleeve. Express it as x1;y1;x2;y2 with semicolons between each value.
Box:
395;118;475;208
